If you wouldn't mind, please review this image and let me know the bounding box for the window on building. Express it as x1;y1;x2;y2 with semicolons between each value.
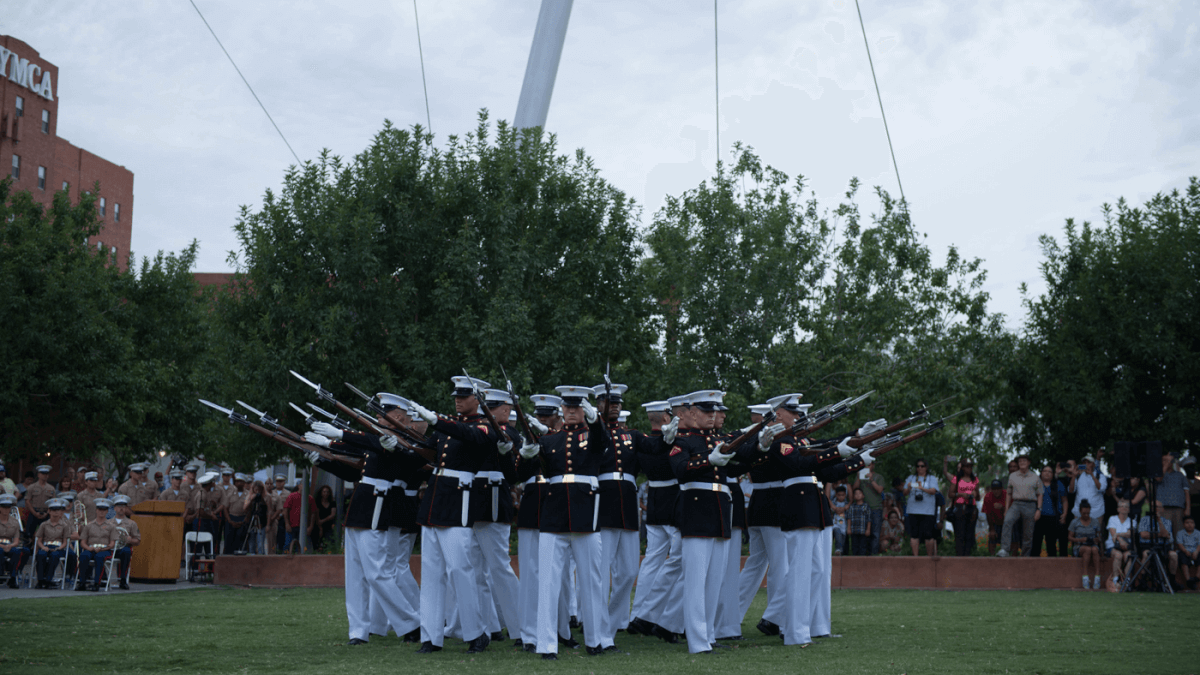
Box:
11;154;19;180
62;181;69;191
114;203;120;222
96;241;103;251
111;246;117;257
15;96;23;117
41;110;49;134
99;197;106;217
37;166;45;190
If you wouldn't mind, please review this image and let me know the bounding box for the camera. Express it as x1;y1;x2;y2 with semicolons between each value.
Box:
914;492;924;502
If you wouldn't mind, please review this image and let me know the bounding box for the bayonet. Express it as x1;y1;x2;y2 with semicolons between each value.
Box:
346;382;388;417
290;369;336;404
306;402;354;432
288;401;317;425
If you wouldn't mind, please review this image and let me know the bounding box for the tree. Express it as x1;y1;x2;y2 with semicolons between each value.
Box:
1004;179;1200;461
638;146;1014;478
0;179;210;472
208;113;652;466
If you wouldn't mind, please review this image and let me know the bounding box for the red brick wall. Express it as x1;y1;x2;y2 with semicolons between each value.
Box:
0;35;134;270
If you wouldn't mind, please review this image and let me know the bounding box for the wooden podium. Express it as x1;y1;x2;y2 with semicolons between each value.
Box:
129;500;186;582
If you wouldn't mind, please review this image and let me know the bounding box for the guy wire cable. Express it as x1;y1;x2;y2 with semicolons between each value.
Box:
714;0;720;174
854;0;905;209
188;0;301;165
413;0;433;136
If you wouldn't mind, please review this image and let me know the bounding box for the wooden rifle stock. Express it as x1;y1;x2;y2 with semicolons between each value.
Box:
723;411;777;454
241;418;365;472
847;417;918;449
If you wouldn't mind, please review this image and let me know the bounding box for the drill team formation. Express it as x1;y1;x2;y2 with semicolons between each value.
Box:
200;371;966;659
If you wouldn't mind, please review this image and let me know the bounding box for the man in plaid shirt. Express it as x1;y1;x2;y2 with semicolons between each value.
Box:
848;488;873;556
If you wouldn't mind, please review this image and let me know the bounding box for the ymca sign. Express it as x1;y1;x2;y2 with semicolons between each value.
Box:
0;46;53;101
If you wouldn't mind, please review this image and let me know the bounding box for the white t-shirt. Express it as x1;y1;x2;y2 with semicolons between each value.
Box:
905;475;938;516
1073;470;1108;518
1106;514;1132;550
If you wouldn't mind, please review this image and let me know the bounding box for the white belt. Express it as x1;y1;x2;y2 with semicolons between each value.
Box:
547;474;599;489
523;476;546;486
360;477;391;492
783;476;821;488
434;468;476;484
647;479;678;488
475;471;507;483
726;477;738;485
598;472;637;484
404;490;418;498
680;481;731;496
753;481;784;489
391;479;408;490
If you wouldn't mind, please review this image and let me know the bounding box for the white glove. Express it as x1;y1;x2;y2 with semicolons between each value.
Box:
662;416;679;444
304;432;332;449
708;442;735;467
759;423;785;452
857;418;887;437
305;450;321;465
860;448;876;467
497;440;514;455
739;424;756;435
581;400;598;424
311;421;343;440
526;414;549;435
520;442;540;459
410;402;438;425
837;437;855;458
379;434;398;451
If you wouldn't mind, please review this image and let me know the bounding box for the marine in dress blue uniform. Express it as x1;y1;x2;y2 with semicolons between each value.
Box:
593;383;642;649
518;385;609;660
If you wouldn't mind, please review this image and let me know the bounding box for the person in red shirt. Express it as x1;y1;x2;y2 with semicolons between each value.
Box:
981;479;1007;555
283;485;317;552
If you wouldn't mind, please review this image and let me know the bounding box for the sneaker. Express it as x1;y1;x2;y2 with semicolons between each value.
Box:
996;549;1009;558
1082;576;1091;590
1092;575;1101;590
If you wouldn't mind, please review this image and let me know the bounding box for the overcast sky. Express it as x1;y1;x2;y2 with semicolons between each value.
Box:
8;0;1198;327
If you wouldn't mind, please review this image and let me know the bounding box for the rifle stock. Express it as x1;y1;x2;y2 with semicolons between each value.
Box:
723;410;777;454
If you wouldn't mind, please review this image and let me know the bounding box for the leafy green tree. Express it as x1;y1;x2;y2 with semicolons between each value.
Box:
638;146;1014;478
1004;179;1200;461
209;113;651;466
0;179;210;473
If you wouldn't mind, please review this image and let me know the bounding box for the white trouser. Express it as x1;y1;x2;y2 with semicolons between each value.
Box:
537;531;602;654
567;556;579;617
394;532;420;614
643;524;685;633
714;527;744;637
600;527;639;646
474;521;520;636
810;526;832;637
443;530;499;639
346;527;419;642
518;528;570;644
681;536;728;653
782;528;817;645
419;526;481;647
738;526;788;626
631;524;670;619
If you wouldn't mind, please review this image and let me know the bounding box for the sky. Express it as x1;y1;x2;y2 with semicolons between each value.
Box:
6;0;1198;328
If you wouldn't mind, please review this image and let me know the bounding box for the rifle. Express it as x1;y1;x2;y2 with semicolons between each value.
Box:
844;394;958;449
501;366;539;444
792;390;875;438
722;409;778;454
343;382;431;448
463;368;506;441
858;409;973;459
236;401;306;443
199;399;365;471
290;370;425;454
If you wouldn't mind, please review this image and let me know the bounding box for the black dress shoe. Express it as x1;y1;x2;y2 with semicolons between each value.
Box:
756;619;781;636
7;578;17;589
603;645;619;652
512;638;523;647
118;581;130;590
347;638;368;646
558;635;579;648
711;642;731;649
89;585;99;592
718;635;745;641
542;653;558;660
569;615;580;629
523;644;536;653
403;629;421;643
697;650;713;655
74;584;87;592
585;645;603;656
491;630;504;641
466;633;490;654
651;625;679;644
416;641;442;653
813;633;843;639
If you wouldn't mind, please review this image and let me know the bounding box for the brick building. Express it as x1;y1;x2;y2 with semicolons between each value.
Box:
1;36;133;270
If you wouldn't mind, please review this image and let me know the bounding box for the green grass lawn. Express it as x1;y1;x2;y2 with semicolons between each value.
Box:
2;587;1192;674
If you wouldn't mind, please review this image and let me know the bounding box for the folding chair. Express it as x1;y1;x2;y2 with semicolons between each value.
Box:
185;531;215;583
32;536;70;589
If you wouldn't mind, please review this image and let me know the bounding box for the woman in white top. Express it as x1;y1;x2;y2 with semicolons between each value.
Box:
1106;499;1134;586
903;459;939;557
